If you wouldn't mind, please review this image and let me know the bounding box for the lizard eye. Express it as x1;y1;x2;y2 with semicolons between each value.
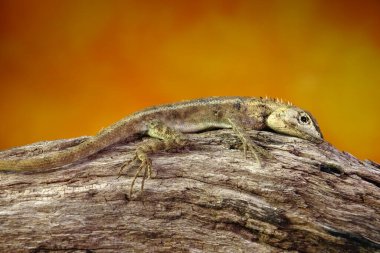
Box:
299;115;310;124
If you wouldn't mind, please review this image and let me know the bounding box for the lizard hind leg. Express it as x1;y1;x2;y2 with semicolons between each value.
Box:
119;120;186;197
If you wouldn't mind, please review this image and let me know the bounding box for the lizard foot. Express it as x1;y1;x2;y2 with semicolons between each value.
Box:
241;140;274;167
227;117;273;168
118;149;153;197
118;121;186;197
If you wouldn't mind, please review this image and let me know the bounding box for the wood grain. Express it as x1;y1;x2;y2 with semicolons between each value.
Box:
0;130;379;253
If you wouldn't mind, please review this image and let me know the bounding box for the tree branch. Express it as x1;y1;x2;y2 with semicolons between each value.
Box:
0;130;379;252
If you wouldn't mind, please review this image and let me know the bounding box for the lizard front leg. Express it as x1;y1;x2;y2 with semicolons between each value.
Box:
119;121;186;197
226;118;272;168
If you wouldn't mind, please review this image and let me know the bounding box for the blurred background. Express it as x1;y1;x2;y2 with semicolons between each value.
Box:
0;0;379;162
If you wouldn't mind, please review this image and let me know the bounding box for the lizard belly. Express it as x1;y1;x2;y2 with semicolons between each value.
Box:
171;121;232;133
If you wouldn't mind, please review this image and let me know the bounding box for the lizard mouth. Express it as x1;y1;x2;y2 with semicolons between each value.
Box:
278;126;324;144
301;131;324;144
307;135;324;144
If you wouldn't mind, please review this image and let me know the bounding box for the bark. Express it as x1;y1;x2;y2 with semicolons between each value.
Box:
0;130;379;253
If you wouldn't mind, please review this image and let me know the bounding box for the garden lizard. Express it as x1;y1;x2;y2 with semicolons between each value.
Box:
0;96;323;195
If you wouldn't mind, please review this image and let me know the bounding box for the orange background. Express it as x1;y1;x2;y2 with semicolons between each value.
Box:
0;0;379;162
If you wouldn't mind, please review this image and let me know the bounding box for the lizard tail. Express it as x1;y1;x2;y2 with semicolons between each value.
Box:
0;151;76;171
0;118;145;171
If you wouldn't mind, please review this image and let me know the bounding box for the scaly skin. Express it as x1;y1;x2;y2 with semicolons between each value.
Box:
0;96;323;195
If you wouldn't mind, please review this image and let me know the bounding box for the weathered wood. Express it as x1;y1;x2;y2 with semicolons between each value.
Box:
0;130;379;253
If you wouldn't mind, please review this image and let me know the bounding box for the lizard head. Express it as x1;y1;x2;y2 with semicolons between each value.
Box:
266;107;323;143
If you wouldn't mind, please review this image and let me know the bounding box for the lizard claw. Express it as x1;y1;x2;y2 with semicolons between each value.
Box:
118;150;153;197
240;139;275;168
241;141;262;167
117;155;138;178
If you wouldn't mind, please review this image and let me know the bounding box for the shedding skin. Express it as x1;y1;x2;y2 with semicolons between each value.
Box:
0;96;324;196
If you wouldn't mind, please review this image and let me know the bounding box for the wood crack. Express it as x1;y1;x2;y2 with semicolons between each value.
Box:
0;129;379;253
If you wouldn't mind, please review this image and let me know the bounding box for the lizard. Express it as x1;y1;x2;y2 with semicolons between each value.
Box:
0;96;323;196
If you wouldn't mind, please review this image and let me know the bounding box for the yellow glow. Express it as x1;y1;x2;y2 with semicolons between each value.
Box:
0;1;379;162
